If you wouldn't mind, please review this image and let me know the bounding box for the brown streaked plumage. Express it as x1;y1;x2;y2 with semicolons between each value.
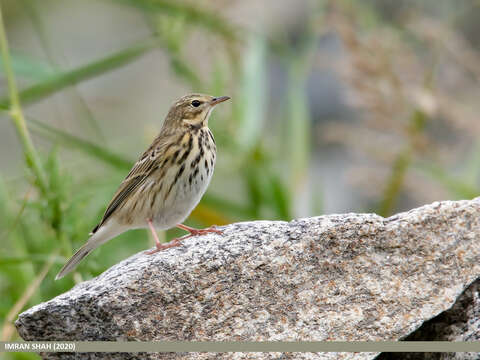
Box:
56;94;230;280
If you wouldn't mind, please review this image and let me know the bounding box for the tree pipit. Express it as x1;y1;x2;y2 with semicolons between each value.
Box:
56;94;230;280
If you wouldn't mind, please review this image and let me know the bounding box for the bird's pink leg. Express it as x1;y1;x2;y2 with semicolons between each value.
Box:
145;219;182;255
176;223;223;236
145;221;222;255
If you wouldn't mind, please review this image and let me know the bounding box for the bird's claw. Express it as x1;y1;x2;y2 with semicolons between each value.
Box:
145;226;222;255
145;239;182;255
189;226;223;236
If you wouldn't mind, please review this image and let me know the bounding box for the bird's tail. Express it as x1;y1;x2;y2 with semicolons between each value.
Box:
55;242;96;280
55;221;126;280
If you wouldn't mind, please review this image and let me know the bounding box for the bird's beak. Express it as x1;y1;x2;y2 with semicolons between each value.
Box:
210;96;230;106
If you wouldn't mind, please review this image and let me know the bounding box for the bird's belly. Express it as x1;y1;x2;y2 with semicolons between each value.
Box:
152;156;215;229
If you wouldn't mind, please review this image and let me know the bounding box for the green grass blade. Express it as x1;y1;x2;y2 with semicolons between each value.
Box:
0;53;53;80
0;5;49;195
29;117;133;170
268;173;291;220
237;35;267;152
464;140;480;187
118;0;238;41
245;167;263;218
286;59;312;215
21;0;106;142
416;162;479;199
0;38;157;110
0;255;65;266
151;15;203;88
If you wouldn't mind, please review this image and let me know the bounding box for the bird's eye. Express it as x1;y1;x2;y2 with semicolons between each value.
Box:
191;100;201;107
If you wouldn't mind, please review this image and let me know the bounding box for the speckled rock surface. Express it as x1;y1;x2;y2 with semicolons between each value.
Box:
16;198;480;360
377;278;480;360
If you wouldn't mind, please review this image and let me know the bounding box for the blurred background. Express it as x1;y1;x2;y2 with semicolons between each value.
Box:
1;0;480;353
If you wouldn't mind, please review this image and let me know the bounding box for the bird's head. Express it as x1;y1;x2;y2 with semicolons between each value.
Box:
163;94;230;130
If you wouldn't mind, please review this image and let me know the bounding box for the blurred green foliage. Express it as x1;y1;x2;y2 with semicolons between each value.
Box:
0;1;302;353
1;0;480;357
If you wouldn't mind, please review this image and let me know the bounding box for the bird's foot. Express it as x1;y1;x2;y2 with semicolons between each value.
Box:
145;238;182;255
188;226;223;236
145;223;223;255
177;223;223;236
146;218;183;255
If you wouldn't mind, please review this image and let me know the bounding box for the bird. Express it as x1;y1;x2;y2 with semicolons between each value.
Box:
55;93;230;280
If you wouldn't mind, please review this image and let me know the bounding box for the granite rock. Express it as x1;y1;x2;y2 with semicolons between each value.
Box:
16;199;480;360
378;278;480;360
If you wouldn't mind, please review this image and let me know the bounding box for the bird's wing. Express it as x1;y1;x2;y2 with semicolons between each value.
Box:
91;133;178;234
